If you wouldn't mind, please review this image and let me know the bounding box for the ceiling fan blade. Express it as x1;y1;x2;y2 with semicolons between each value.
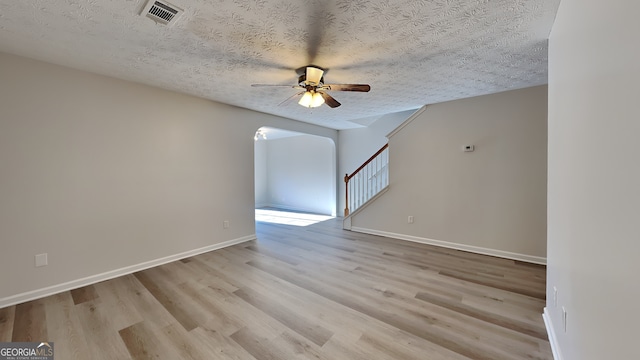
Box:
278;91;305;106
319;91;341;108
323;84;371;92
306;66;325;86
251;84;301;88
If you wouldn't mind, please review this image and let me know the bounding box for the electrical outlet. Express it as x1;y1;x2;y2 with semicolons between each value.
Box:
408;215;414;224
223;220;229;229
562;306;567;333
35;253;48;267
553;286;558;307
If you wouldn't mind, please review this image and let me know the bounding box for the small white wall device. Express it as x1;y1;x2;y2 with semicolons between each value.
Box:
462;145;475;152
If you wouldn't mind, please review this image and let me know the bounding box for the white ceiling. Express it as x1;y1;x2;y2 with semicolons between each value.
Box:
0;0;560;130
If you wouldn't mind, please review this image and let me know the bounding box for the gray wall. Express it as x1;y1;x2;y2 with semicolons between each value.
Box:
350;86;548;263
254;139;269;207
0;52;337;306
546;0;640;358
338;110;416;215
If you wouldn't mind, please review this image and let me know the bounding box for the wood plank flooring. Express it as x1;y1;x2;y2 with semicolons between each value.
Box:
2;212;552;359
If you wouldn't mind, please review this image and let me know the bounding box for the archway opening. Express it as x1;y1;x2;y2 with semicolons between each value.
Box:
254;126;336;226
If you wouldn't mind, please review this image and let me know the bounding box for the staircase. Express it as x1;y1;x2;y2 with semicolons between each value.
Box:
344;143;389;217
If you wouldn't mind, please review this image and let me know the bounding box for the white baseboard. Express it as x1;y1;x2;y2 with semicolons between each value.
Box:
0;235;256;309
543;307;564;360
349;227;546;265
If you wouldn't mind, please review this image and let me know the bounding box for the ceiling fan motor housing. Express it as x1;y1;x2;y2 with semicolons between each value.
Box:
296;65;326;86
298;74;325;87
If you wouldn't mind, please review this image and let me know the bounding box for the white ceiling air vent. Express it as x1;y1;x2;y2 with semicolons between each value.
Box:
140;0;184;26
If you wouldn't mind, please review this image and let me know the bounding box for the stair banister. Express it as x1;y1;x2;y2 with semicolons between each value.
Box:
344;143;389;216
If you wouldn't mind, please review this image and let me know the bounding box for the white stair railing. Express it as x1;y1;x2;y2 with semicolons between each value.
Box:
344;144;389;216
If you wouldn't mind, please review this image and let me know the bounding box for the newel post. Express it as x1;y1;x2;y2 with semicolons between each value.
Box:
344;173;350;216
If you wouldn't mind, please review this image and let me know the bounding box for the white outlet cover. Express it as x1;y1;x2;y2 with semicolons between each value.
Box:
35;253;48;267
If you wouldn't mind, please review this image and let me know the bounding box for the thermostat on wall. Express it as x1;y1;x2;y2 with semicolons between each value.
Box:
462;145;475;152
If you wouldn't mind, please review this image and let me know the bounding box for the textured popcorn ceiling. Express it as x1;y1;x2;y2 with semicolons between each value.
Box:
0;0;560;130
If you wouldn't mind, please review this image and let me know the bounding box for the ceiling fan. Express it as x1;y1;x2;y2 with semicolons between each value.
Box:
251;65;371;108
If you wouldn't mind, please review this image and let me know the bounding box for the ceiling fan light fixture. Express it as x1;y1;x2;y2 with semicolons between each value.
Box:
298;91;325;108
298;91;314;107
311;92;325;107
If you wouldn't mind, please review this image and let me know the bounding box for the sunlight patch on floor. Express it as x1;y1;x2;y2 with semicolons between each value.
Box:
255;209;334;227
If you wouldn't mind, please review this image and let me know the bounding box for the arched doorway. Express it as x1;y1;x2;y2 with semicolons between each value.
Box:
254;126;336;224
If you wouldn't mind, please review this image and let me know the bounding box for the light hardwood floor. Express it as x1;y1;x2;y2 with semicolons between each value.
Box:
0;212;552;359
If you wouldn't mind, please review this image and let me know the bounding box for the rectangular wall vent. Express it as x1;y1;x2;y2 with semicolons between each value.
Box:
141;0;183;26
